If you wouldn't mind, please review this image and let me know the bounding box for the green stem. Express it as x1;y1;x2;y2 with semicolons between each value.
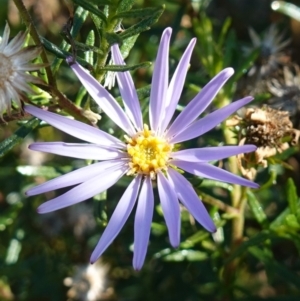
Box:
95;2;120;82
13;0;56;88
12;0;95;125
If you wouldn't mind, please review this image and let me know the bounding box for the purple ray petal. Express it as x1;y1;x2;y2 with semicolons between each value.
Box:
167;68;234;138
37;165;128;213
170;96;253;144
90;175;142;264
133;177;154;270
66;59;136;136
29;142;127;160
157;172;180;247
149;28;172;132
111;44;143;130
26;160;126;196
160;38;196;133
172;145;257;162
172;160;259;189
167;168;216;232
25;105;124;148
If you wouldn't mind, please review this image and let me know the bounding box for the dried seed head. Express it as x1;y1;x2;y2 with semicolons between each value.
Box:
227;105;300;179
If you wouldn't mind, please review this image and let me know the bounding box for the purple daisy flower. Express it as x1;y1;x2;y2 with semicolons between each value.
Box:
25;27;258;270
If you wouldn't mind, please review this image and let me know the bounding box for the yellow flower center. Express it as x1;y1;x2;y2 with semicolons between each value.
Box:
126;124;173;179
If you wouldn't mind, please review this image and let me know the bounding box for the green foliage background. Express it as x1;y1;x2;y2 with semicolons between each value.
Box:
1;0;300;300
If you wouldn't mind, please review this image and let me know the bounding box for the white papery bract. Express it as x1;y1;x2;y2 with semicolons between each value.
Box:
0;23;44;118
26;27;258;270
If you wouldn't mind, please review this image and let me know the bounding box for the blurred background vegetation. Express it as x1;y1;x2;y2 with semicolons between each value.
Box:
1;0;300;300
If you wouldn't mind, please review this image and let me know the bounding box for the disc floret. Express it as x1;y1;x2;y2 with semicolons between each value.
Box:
126;124;173;178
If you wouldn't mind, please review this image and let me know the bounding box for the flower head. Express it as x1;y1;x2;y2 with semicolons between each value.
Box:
0;23;44;118
25;27;258;270
243;24;291;78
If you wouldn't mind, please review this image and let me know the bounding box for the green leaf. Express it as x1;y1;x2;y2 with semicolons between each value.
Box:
249;246;300;288
163;250;208;262
285;214;300;229
247;190;268;225
41;37;92;68
117;0;135;13
73;0;107;23
136;85;151;100
0;118;40;158
105;32;123;46
119;6;165;40
217;17;231;47
231;48;259;82
52;6;89;74
17;165;71;178
224;231;272;263
99;61;151;72
286;177;298;215
120;34;139;59
85;0;112;4
113;7;164;20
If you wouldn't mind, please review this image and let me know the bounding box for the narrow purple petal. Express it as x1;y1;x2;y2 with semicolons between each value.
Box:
66;59;136;136
133;177;154;270
29;142;127;160
157;172;180;247
25;105;123;148
149;28;172;132
170;96;253;144
167;168;216;232
167;68;234;138
160;38;197;133
90;175;142;264
172;160;259;189
172;145;257;162
26;160;126;196
37;165;128;213
111;44;143;130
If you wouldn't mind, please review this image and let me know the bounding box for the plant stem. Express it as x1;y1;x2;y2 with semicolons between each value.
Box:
13;0;56;88
12;0;95;125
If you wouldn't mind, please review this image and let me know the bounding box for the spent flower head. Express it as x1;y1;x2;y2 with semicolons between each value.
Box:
0;23;45;118
243;24;291;78
25;27;258;270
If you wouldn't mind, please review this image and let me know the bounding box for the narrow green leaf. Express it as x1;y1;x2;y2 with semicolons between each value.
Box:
73;0;107;23
136;85;151;100
0;118;40;158
17;165;71;178
117;0;135;13
41;37;92;68
85;0;112;4
52;6;89;74
105;32;123;46
247;190;268;225
231;48;259;82
119;6;165;40
217;17;231;47
99;61;151;72
163;250;208;262
113;7;163;20
286;177;298;215
224;231;272;263
249;246;300;287
72;40;103;54
120;34;139;59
